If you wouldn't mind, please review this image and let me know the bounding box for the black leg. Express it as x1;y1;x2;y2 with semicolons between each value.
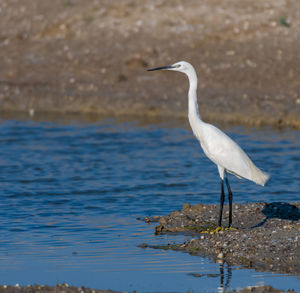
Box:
218;179;225;227
225;177;233;227
225;263;232;290
219;262;224;290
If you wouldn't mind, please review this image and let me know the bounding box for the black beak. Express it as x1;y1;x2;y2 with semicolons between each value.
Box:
147;65;174;71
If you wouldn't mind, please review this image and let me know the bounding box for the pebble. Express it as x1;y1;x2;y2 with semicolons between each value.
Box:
217;252;224;259
151;202;300;274
29;108;35;117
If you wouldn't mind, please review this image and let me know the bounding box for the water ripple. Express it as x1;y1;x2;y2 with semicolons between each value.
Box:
0;118;299;292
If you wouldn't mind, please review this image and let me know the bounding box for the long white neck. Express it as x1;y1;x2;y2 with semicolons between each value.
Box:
187;67;201;121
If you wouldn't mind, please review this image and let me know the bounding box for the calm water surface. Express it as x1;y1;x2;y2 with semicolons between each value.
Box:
0;115;299;292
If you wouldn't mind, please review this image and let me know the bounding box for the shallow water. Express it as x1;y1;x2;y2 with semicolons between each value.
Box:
0;115;299;292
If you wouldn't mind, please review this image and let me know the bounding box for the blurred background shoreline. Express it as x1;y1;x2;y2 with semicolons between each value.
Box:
0;0;299;128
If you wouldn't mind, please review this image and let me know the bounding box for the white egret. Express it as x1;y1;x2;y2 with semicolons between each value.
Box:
148;61;269;228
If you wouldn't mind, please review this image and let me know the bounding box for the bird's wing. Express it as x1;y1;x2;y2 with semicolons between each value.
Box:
198;123;269;185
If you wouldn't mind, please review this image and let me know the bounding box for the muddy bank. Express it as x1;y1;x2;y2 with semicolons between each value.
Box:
0;284;120;293
0;0;300;127
0;284;295;293
141;202;300;274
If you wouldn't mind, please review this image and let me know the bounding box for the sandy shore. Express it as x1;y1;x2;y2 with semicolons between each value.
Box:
0;0;300;127
142;202;300;274
0;284;120;293
0;284;294;293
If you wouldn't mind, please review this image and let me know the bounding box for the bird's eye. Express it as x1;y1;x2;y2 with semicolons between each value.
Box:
176;64;181;68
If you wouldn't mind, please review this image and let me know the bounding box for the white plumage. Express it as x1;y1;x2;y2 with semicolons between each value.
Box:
148;61;270;228
189;119;269;186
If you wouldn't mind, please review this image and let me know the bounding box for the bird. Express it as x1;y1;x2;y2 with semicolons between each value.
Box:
148;61;269;229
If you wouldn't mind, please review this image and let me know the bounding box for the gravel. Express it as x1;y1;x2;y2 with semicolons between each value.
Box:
0;284;120;293
0;284;296;293
143;202;300;274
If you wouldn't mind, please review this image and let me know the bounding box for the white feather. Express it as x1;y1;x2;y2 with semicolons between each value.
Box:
189;117;269;185
174;60;270;186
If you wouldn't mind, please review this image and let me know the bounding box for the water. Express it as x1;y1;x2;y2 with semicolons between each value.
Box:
0;114;299;292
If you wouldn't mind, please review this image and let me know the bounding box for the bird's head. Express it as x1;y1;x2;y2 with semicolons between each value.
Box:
147;61;192;73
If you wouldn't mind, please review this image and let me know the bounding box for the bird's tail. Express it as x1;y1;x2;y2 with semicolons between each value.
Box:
247;158;270;186
254;168;270;186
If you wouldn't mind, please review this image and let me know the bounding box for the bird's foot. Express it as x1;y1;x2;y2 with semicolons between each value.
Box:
200;226;223;234
200;225;237;234
214;226;223;233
